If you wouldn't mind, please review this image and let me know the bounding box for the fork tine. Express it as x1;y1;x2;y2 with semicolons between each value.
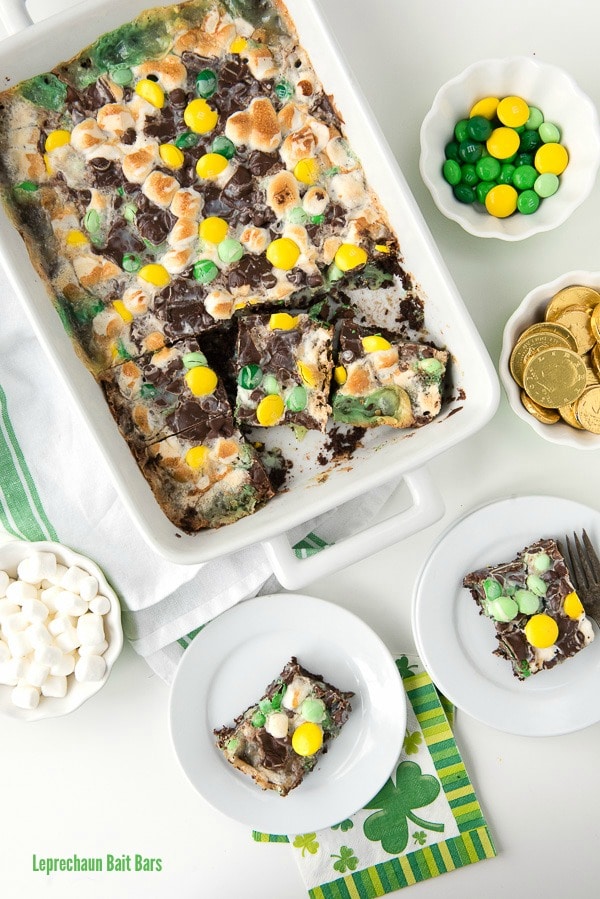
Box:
566;534;586;591
582;530;600;582
574;532;594;590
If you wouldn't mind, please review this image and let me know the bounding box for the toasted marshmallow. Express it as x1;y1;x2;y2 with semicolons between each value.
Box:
135;55;187;91
329;171;367;209
225;97;281;153
303;186;329;216
160;247;194;274
122;287;150;316
323;236;342;265
204;289;234;321
142;170;180;208
122;143;159;184
241;45;278;81
266;170;300;219
170;187;204;220
277;102;306;136
91;308;124;340
174;18;237;58
239;226;269;254
96;104;135;139
168;217;198;249
325;136;358;172
73;254;120;289
70;119;108;157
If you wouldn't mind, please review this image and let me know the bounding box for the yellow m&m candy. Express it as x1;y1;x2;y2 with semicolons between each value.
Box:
256;394;285;426
563;591;584;619
199;216;229;243
485;184;518;218
486;126;520;160
138;264;171;287
524;613;559;649
266;238;300;270
184;98;218;134
294;158;319;185
196;153;229;180
291;721;323;757
362;335;391;353
497;96;530;128
335;243;367;272
135;79;164;109
45;129;71;152
185;445;210;470
159;143;185;170
469;96;499;120
535;143;569;175
185;366;218;396
269;312;297;330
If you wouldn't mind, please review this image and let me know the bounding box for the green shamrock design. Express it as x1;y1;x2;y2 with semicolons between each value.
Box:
395;656;418;680
331;819;354;832
413;831;427;846
293;833;320;857
403;729;423;755
363;760;444;854
331;846;359;873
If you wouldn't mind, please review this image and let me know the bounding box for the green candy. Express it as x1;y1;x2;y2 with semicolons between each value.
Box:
84;209;101;234
453;184;476;204
259;698;273;714
14;180;38;192
300;697;326;723
458;139;483;164
526;106;544;130
454;118;470;142
286;385;308;412
512;164;537;190
417;357;444;379
483;578;503;601
251;711;266;728
226;737;240;751
459;164;479;187
444;140;461;162
442;159;461;186
175;131;200;150
526;574;547;596
288;205;310;224
193;259;219;283
238;364;263;389
211;135;236;159
466;115;493;141
310;213;325;225
274;79;293;100
475;156;501;182
262;374;280;395
476;181;494;204
519;129;541;153
539;122;561;143
140;383;157;398
123;203;137;222
271;688;285;710
488;596;519;622
182;351;208;369
110;66;133;85
498;163;516;185
532;552;552;573
517;190;540;215
217;238;244;264
534;173;559;198
196;68;217;99
514;589;540;615
122;253;141;272
20;73;67;111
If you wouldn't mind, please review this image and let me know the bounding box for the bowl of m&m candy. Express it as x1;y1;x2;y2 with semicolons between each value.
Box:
420;57;600;240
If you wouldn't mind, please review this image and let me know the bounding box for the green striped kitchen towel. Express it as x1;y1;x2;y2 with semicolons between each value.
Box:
253;654;495;897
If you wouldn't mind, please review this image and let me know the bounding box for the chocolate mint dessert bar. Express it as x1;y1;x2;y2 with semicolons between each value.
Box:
214;656;353;796
463;538;595;680
332;322;448;428
235;313;333;431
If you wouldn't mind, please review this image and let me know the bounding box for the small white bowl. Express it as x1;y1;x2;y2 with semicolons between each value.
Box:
0;540;123;721
500;270;600;448
420;57;600;240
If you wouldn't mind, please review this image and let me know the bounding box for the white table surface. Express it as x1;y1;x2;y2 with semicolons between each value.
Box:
2;0;600;896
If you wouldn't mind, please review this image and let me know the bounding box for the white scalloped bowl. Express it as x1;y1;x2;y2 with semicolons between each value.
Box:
420;57;600;240
500;270;600;448
0;540;123;721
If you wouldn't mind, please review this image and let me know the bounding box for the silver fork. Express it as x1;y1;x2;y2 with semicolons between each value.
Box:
560;531;600;625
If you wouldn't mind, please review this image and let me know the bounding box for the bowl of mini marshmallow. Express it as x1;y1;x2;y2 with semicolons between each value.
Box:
0;540;123;720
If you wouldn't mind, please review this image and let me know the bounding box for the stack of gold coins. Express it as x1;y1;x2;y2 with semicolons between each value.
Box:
509;284;600;433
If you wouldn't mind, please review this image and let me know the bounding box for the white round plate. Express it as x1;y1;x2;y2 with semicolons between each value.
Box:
168;593;405;833
412;496;600;736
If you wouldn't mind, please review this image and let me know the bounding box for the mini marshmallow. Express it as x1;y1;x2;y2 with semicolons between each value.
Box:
21;597;49;623
6;580;38;605
3;611;30;635
77;613;104;646
7;630;32;658
0;599;20;622
47;615;76;637
41;675;68;698
34;644;62;668
0;661;18;686
11;684;40;710
40;585;63;613
89;595;110;616
61;565;90;594
74;654;106;683
78;575;99;603
23;660;50;688
17;551;57;584
78;639;108;657
50;652;76;677
54;625;80;654
55;591;88;617
47;563;67;586
25;622;53;649
0;570;9;596
0;639;10;664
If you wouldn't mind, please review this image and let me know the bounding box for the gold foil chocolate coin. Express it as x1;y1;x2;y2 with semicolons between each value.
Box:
509;331;572;387
558;402;585;429
522;347;587;408
591;344;600;379
591;303;600;343
545;285;600;322
553;304;595;354
518;321;578;350
520;391;560;424
575;386;600;434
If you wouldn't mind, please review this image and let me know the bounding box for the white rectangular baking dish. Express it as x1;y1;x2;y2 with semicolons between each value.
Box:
0;0;499;587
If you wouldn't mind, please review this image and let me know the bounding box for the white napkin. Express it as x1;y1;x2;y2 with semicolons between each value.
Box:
0;269;399;680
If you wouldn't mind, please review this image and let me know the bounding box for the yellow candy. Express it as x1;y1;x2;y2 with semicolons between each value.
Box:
485;184;518;218
294;158;319;185
185;445;210;470
199;216;229;243
256;394;285;426
563;591;584;619
269;312;297;330
362;335;392;353
135;79;165;109
229;35;248;53
266;237;301;270
65;230;88;246
138;264;171;288
196;152;229;180
184;366;218;396
524;613;559;649
486;126;520;160
297;360;318;388
335;243;368;272
43;153;53;175
497;95;530;128
159;143;185;170
535;143;569;175
45;129;70;152
469;96;499;120
184;98;218;134
292;722;323;757
375;244;391;253
112;300;133;323
334;365;347;386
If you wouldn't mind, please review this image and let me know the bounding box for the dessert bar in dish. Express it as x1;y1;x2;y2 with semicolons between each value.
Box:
463;538;595;679
214;656;353;796
0;0;451;530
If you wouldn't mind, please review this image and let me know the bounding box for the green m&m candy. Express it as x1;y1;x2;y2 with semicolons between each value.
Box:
238;364;263;389
193;259;219;283
196;69;217;98
442;159;461;186
285;385;308;412
217;238;244;264
211;135;236;159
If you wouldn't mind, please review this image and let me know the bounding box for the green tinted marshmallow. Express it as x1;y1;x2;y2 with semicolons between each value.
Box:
488;596;519;622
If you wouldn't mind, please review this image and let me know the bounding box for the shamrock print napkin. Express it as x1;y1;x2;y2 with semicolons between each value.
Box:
254;654;496;897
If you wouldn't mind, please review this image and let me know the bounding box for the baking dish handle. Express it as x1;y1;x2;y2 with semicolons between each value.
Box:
0;0;33;35
262;466;444;590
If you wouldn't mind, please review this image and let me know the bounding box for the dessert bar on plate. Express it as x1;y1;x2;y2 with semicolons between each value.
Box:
463;537;595;679
214;656;353;796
